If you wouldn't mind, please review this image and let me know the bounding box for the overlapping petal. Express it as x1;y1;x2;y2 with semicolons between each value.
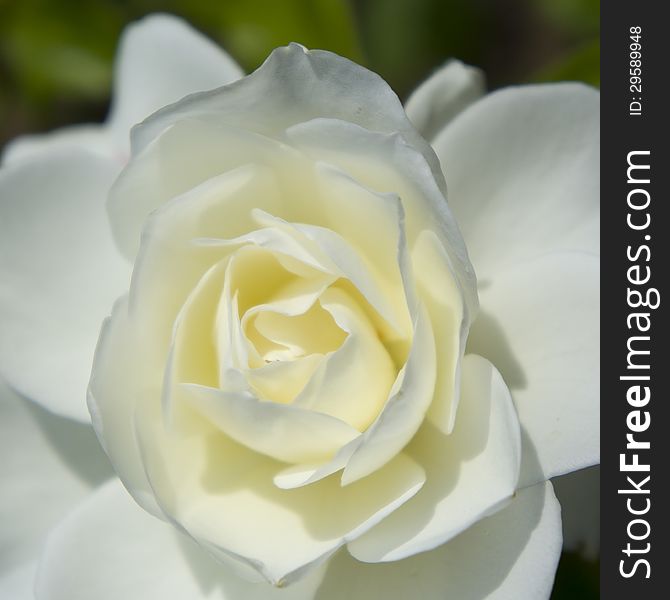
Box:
432;83;599;277
347;354;520;561
405;60;484;141
0;14;244;422
0;153;131;421
35;479;328;600
2;125;114;168
467;253;599;486
326;482;561;600
0;380;111;587
109;45;476;319
0;561;36;600
130;43;444;198
430;81;600;488
286;118;477;318
135;403;426;585
34;478;561;600
108;14;243;150
91;127;440;583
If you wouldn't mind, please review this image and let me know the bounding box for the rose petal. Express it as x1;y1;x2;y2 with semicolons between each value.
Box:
38;481;557;600
113;46;462;295
318;481;561;600
405;60;485;141
0;152;131;421
275;276;433;491
125;162;283;347
291;287;396;431
134;406;426;586
130;43;444;200
89;164;350;502
286;118;478;320
107;120;298;258
0;380;111;574
2;125;114;167
181;383;361;465
87;296;162;516
251;208;408;340
467;252;599;486
309;163;406;292
35;479;328;600
0;561;36;600
347;354;520;561
432;83;599;277
169;248;333;402
341;304;436;485
411;229;464;434
108;114;474;341
100;155;265;498
108;13;243;151
93;268;427;586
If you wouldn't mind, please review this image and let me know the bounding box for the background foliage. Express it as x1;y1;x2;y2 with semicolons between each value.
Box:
0;0;599;596
1;0;599;145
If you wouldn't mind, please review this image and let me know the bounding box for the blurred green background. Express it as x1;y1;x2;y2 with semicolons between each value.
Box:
0;0;599;596
0;0;599;146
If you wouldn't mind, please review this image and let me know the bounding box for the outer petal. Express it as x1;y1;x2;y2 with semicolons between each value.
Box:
88;296;162;516
553;466;600;559
1;125;114;167
405;60;484;142
317;482;561;600
129;43;447;210
0;380;111;575
347;354;520;562
35;479;327;600
432;83;599;277
108;14;243;150
467;252;599;487
0;562;36;600
0;152;131;421
36;481;561;600
135;396;426;586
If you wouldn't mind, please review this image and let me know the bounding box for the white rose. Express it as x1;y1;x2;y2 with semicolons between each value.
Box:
0;14;599;599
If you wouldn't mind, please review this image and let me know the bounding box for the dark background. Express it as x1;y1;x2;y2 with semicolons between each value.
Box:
0;0;600;596
1;0;599;146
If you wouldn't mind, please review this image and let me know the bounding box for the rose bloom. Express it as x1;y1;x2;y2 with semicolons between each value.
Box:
0;14;599;600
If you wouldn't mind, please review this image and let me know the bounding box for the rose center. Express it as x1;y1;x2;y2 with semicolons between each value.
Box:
246;301;347;363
